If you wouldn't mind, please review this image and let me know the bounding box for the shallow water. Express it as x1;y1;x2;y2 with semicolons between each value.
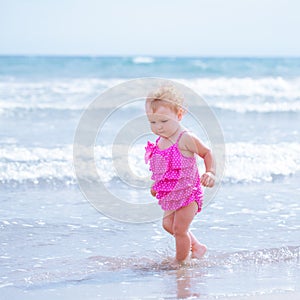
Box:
1;176;299;299
1;56;300;299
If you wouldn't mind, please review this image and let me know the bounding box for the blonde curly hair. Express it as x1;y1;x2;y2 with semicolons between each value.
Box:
146;85;186;114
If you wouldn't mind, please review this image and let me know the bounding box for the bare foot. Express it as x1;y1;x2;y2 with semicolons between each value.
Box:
170;252;192;268
191;244;207;259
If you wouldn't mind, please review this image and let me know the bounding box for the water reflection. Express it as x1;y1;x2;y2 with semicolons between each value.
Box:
176;267;201;299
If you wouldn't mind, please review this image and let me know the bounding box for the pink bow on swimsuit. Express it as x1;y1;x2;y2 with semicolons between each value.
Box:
145;141;155;164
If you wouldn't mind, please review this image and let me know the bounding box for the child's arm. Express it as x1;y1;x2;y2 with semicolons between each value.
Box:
181;133;215;187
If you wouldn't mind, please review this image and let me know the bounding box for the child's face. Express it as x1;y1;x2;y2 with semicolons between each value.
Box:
147;105;182;138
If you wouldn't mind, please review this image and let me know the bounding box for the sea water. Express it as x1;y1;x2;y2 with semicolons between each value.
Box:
0;56;299;299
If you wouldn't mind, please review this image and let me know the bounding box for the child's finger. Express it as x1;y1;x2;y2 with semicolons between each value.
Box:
151;188;157;197
201;174;215;187
201;175;209;186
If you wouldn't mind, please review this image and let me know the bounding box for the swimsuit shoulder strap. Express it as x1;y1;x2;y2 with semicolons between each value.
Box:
176;130;187;144
155;136;161;145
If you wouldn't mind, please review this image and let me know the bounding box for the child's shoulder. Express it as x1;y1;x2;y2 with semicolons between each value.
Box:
178;130;198;150
179;130;205;155
180;130;197;144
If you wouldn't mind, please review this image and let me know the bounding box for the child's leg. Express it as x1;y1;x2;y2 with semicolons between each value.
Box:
162;207;206;260
162;210;175;235
173;202;198;262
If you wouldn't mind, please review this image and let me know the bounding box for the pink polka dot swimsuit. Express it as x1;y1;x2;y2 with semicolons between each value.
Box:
145;131;203;212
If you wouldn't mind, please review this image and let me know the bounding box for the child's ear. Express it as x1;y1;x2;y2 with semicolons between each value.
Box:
177;109;183;121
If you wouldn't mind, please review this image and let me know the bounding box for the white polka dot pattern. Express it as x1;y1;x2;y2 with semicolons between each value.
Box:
145;131;203;212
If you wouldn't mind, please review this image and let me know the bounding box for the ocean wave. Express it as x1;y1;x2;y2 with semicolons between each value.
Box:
5;245;299;288
212;100;300;113
0;142;299;187
224;142;300;183
0;78;124;112
132;56;155;64
183;77;300;98
0;77;299;114
0;145;75;186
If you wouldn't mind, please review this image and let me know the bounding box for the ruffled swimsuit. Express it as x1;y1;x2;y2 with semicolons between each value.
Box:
145;131;203;213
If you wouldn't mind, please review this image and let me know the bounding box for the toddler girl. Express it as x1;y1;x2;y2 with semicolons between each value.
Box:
145;85;215;264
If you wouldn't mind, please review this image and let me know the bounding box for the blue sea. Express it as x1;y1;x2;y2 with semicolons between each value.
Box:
0;56;299;299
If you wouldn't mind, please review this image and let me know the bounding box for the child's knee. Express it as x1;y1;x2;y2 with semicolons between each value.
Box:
162;219;173;234
173;224;188;237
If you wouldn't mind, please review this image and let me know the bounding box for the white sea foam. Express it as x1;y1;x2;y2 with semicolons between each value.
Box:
0;78;124;111
0;77;299;113
132;56;155;64
224;142;300;183
183;77;300;98
212;101;300;113
0;143;299;186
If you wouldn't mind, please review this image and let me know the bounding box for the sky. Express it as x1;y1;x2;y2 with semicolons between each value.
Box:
0;0;300;57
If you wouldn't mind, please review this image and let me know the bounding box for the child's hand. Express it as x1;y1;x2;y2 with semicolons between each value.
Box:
150;188;157;197
201;172;215;187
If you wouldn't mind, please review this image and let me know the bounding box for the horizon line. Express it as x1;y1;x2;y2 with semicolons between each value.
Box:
0;53;300;59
